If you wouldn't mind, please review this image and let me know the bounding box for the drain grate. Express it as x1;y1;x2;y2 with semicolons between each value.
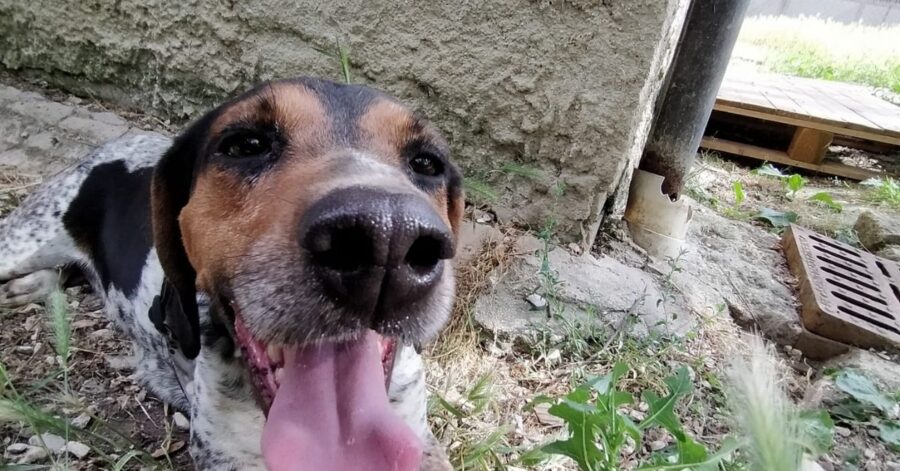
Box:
783;224;900;349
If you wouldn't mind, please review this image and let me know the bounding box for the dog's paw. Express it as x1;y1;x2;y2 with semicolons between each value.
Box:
0;269;61;308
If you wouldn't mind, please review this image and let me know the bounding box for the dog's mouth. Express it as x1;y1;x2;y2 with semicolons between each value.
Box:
232;314;422;470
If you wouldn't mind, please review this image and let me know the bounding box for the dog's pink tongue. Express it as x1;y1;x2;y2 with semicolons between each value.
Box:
261;332;422;471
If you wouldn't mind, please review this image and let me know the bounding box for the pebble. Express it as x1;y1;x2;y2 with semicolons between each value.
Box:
649;440;667;451
864;448;876;459
28;432;65;452
65;441;90;459
525;293;548;310
71;413;91;429
17;445;48;464
6;442;29;454
90;328;113;340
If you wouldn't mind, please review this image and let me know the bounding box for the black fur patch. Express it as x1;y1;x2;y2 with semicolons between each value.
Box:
63;161;154;297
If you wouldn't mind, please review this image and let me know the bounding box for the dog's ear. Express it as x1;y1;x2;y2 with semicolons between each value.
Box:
150;114;216;359
446;162;465;241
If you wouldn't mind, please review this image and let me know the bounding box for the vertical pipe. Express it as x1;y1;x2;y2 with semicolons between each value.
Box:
639;0;751;198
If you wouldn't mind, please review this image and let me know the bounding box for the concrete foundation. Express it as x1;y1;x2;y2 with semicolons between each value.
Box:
0;0;688;244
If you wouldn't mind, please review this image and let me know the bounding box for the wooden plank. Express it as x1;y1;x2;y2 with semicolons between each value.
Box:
714;102;900;146
717;72;900;143
787;127;834;164
700;136;881;181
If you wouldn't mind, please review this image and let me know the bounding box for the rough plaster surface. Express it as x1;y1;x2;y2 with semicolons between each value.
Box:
0;0;686;243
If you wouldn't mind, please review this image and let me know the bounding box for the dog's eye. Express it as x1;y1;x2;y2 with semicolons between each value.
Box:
220;132;272;159
409;154;443;177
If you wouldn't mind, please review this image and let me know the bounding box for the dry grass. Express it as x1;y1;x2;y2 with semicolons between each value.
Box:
0;166;42;216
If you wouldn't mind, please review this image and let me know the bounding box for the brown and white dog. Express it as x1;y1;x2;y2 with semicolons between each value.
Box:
0;78;463;470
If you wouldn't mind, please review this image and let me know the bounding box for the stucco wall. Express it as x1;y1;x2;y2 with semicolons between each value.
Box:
0;0;686;245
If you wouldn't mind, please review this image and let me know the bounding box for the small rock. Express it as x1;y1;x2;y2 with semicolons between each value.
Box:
6;442;29;454
854;211;900;251
864;448;876;459
28;433;65;452
525;293;547;310
13;345;33;353
64;441;90;459
835;426;852;437
17;445;48;464
71;413;91;429
567;243;582;255
173;411;190;430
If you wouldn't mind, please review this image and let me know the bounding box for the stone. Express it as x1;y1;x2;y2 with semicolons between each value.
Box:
71;413;91;429
854;211;900;252
7;99;74;125
57;115;128;144
474;234;691;337
525;293;548;310
876;245;900;262
455;220;502;267
673;204;802;346
802;348;900;412
6;442;29;454
64;441;90;459
28;433;65;452
173;411;190;430
90;328;113;340
16;445;48;464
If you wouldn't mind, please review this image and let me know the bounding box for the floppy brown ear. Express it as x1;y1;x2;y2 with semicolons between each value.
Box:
446;162;465;242
150;115;216;359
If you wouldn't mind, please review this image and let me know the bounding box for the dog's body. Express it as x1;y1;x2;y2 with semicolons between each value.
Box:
0;78;461;470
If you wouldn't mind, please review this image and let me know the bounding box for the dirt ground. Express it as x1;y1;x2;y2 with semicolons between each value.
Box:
2;77;900;470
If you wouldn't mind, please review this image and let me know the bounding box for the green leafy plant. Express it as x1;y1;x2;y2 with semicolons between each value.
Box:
500;163;544;180
752;163;787;178
809;191;842;212
754;207;799;229
785;174;807;200
525;363;738;471
828;369;900;451
862;178;900;208
464;178;499;202
731;181;746;207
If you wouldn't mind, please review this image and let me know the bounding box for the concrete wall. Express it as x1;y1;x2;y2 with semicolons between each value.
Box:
0;0;687;245
749;0;900;26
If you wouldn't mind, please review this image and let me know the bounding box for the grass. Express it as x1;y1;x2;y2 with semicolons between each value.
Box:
736;16;900;93
0;288;172;469
862;177;900;208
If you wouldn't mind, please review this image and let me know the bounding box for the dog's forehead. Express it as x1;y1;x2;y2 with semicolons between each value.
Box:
208;79;427;151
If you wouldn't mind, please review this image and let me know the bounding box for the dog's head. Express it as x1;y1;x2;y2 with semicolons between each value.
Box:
151;78;463;470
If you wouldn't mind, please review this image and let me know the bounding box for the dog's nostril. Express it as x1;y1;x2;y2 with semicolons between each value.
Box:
404;235;443;272
313;226;372;272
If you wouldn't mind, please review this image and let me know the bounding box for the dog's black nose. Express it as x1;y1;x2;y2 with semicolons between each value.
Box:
300;187;454;317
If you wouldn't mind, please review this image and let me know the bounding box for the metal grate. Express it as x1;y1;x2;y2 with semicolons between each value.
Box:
783;224;900;349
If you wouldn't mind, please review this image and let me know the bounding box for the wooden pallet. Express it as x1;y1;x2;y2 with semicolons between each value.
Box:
702;71;900;180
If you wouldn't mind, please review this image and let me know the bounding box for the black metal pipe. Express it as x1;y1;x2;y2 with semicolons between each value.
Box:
639;0;751;197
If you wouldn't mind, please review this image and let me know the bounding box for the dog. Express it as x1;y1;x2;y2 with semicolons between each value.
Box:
0;77;463;470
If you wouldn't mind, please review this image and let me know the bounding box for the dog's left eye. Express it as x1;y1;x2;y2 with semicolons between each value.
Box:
409;154;443;177
220;132;272;159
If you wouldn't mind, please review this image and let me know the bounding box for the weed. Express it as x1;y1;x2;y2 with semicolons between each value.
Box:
809;192;842;212
754;207;799;231
725;337;833;471
785;174;807;200
827;369;900;451
525;363;739;470
862;177;900;208
0;289;168;468
536;219;564;319
500;163;544;180
431;375;510;470
463;178;499;203
731;181;746;207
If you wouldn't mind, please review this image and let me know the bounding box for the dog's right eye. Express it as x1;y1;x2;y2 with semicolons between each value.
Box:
219;132;272;159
